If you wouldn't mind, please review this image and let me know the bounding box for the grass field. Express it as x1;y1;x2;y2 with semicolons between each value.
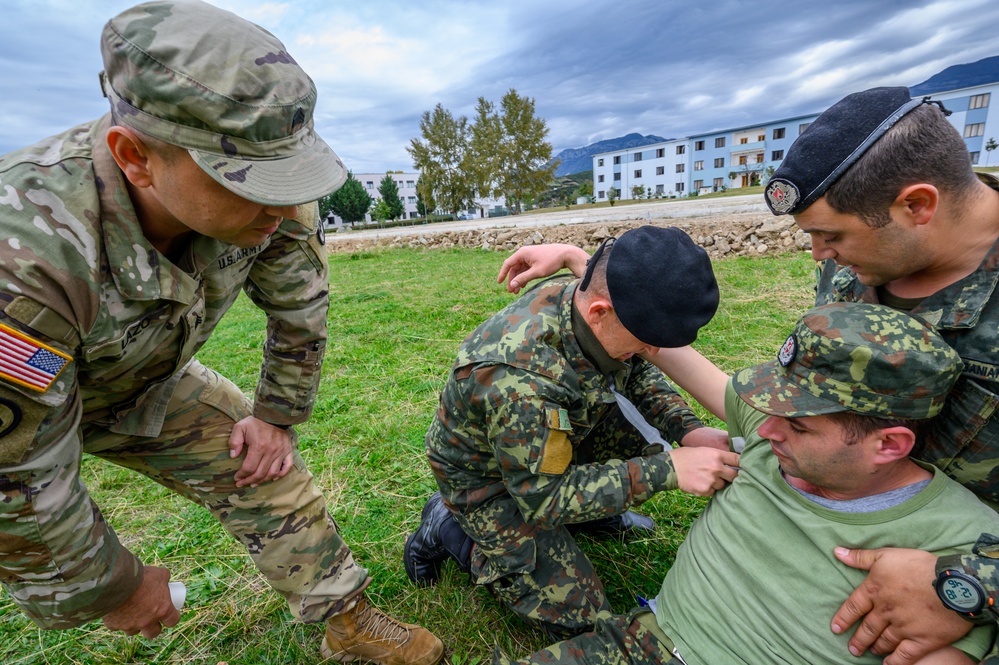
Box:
0;246;816;664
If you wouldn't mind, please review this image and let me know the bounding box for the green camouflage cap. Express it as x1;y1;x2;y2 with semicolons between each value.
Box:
733;302;962;420
99;0;346;206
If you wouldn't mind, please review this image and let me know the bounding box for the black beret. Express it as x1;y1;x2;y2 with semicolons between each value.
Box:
603;226;719;348
765;87;924;216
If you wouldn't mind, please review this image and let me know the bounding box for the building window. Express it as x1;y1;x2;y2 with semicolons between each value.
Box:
614;156;621;165
771;149;784;160
408;196;416;204
634;169;643;178
773;127;786;139
598;158;604;166
965;123;985;138
714;157;725;168
676;145;686;155
693;179;704;190
715;137;726;148
676;182;685;192
634;152;643;161
676;163;685;173
799;122;811;134
656;166;665;175
739;137;748;144
713;177;724;190
694;160;704;171
970;93;991;110
406;180;415;188
757;134;765;142
598;174;605;182
695;140;705;150
656;148;665;158
738;155;748;165
655;184;664;194
971;151;981;165
613;172;621;181
366;181;374;189
598;190;605;199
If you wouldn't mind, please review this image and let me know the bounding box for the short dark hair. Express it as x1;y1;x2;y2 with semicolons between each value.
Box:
828;410;933;448
824;104;980;227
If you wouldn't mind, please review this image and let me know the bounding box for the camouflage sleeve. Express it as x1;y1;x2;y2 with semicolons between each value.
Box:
814;259;839;306
0;318;144;628
623;358;703;443
480;374;678;528
243;204;329;426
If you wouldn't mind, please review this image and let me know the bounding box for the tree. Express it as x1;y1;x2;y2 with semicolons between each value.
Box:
407;104;476;216
986;137;997;166
576;180;593;203
322;171;372;226
378;174;405;220
415;175;436;217
631;185;644;199
493;89;558;213
468;97;503;202
371;198;393;225
607;186;618;206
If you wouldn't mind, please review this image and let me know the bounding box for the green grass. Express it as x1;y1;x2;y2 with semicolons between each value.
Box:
0;247;815;664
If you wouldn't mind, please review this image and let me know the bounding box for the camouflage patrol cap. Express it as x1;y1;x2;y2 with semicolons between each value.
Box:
99;0;346;206
733;302;962;419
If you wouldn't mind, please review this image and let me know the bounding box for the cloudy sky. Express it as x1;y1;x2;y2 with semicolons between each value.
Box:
3;0;998;173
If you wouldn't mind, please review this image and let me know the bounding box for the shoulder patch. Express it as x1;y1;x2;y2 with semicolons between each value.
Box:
0;323;72;392
538;429;572;475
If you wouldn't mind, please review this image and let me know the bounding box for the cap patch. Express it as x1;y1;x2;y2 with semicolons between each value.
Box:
777;334;797;367
766;179;800;215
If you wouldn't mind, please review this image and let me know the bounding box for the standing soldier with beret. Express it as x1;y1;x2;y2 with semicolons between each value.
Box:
0;2;443;663
498;87;999;664
405;226;740;639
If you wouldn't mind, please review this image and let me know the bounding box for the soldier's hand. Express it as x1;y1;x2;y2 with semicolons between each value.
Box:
102;566;180;639
668;446;739;496
496;244;590;293
830;547;971;665
679;426;730;451
229;416;294;488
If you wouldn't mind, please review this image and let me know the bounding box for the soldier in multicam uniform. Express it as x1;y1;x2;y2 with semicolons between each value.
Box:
404;226;740;639
0;2;443;663
497;302;999;665
500;86;999;664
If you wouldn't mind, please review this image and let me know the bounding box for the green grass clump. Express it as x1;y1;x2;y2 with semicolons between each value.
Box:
0;246;814;664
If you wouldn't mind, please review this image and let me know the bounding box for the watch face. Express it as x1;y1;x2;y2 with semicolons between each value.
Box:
939;576;984;612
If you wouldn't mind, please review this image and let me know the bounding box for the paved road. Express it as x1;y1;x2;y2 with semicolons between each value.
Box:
327;194;767;243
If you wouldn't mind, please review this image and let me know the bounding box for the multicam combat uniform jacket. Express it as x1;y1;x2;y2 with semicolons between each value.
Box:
426;276;700;541
0;116;328;627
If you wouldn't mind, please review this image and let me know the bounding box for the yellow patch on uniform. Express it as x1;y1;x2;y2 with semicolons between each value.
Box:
0;323;72;392
539;429;572;475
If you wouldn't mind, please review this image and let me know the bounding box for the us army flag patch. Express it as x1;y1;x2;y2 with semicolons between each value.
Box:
0;323;72;392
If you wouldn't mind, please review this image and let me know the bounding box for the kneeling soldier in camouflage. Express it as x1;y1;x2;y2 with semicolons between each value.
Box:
406;226;740;639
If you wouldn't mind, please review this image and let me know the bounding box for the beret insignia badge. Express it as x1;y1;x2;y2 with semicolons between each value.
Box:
765;178;800;215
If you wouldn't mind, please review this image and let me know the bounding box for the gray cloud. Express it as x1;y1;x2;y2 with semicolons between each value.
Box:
3;0;998;173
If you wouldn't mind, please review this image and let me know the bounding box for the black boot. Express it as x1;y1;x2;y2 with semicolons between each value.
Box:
567;510;655;538
404;492;474;585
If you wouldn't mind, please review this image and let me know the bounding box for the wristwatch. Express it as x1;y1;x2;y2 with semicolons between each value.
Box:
934;554;994;625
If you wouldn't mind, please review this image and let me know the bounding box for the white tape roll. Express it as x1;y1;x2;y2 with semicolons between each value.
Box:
168;581;187;610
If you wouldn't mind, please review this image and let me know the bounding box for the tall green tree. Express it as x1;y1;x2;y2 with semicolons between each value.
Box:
415;175;436;217
407;104;475;216
494;89;558;213
468;97;503;201
323;171;372;226
378;174;406;220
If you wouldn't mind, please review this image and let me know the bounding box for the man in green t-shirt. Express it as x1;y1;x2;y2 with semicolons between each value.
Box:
497;302;999;665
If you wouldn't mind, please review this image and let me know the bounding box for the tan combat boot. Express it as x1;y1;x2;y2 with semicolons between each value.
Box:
321;596;444;665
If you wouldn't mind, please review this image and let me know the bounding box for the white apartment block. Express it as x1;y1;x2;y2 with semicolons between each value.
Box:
592;79;999;202
326;172;421;227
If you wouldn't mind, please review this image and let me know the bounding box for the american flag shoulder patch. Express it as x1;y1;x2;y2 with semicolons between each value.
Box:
0;323;72;392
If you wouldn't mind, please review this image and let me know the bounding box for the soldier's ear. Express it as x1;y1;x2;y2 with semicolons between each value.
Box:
872;426;916;463
106;126;154;188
